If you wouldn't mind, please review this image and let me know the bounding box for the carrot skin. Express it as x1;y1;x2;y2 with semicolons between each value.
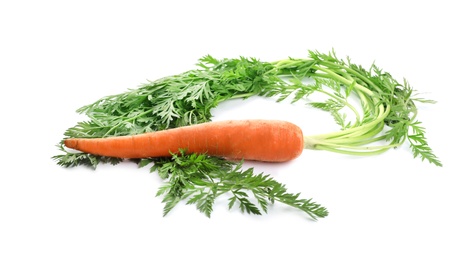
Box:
64;120;304;162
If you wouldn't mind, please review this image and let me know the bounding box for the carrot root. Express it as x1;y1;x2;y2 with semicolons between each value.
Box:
64;120;304;162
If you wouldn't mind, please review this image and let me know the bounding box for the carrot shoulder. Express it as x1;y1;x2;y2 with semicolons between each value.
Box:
63;120;304;162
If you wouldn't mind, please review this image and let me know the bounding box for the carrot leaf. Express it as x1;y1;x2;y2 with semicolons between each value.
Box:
147;151;328;220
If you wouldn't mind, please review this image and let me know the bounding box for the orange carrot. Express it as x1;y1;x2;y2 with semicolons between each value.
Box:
64;120;304;162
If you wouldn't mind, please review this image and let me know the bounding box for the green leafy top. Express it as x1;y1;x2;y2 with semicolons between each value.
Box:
53;50;440;219
147;150;328;219
270;51;440;166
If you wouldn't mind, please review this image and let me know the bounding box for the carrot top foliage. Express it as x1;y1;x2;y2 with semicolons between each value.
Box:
53;50;440;219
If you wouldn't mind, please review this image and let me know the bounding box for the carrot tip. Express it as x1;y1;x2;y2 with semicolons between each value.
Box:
64;139;77;149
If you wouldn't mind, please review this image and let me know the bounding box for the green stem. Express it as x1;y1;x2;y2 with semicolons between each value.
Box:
316;88;362;127
320;59;383;94
313;144;391;156
309;103;390;140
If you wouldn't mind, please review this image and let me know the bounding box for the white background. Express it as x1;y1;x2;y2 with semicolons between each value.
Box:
1;0;470;259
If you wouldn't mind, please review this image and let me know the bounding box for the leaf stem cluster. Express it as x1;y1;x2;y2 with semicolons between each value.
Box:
268;50;440;166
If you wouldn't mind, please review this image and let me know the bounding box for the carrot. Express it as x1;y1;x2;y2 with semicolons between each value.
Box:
64;120;304;162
